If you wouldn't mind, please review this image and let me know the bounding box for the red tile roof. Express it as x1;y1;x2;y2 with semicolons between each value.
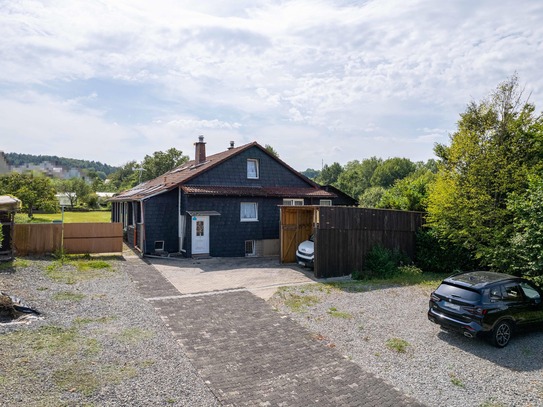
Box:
110;141;330;201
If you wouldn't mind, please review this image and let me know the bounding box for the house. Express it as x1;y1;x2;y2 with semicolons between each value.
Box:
110;137;335;258
321;185;359;206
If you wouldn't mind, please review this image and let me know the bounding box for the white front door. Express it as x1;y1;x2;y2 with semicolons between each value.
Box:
191;215;210;255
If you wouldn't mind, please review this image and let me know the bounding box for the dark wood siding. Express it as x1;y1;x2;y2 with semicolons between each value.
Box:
315;206;423;278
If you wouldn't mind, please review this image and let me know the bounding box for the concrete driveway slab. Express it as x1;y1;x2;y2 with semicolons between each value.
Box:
148;256;343;299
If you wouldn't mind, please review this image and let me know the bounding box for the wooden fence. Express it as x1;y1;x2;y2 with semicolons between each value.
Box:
315;206;423;278
280;206;424;278
14;223;123;256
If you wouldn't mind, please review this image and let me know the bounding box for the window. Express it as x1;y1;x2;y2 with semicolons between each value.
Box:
245;240;256;256
247;159;259;179
154;241;165;251
319;199;332;206
196;220;205;236
520;282;541;300
283;199;304;206
240;202;258;221
502;284;521;301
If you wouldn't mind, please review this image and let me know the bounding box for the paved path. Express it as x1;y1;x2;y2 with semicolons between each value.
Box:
125;254;425;407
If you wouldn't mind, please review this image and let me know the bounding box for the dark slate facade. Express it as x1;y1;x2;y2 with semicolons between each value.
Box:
183;195;283;257
186;147;309;188
143;189;178;254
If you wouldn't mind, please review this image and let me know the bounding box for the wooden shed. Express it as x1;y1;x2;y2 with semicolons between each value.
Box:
0;196;21;261
280;205;424;278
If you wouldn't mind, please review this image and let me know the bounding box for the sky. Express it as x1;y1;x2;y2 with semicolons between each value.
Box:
1;0;543;172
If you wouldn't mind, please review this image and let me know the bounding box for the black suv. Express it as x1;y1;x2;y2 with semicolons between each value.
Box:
428;271;543;347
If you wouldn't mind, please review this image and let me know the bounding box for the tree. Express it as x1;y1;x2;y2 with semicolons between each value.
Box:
378;168;436;212
315;162;343;185
336;157;382;200
301;168;320;180
370;157;416;188
0;173;58;217
426;75;543;269
56;179;78;208
141;148;189;182
493;176;543;278
56;178;92;208
107;160;139;191
72;178;92;207
359;186;386;208
264;144;279;158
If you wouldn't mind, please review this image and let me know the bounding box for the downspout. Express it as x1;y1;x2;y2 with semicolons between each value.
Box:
140;199;146;256
132;201;137;251
178;186;186;253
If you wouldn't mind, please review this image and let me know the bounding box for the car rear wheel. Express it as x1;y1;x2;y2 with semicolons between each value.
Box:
492;320;512;348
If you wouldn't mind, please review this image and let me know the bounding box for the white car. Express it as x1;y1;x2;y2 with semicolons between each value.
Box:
296;234;314;269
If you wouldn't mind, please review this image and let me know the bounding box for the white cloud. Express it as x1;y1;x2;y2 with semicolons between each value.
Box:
1;0;543;171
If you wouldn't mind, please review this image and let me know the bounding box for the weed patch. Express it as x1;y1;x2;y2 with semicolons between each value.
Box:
326;307;352;319
52;291;85;302
385;337;410;353
73;316;117;325
117;327;154;344
449;372;465;388
45;256;115;284
280;292;320;312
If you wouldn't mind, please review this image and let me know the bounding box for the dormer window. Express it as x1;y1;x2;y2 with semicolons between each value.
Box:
247;159;259;179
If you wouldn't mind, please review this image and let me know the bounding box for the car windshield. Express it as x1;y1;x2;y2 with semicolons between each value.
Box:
435;283;481;302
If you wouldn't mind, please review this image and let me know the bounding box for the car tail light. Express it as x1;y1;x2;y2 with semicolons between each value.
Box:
464;306;487;316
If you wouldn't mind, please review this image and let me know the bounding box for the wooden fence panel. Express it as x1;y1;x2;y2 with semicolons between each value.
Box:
63;223;123;254
314;207;423;278
13;223;123;256
13;224;62;256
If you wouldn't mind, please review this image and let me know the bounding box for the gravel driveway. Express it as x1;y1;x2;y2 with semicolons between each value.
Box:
0;257;219;407
270;283;543;407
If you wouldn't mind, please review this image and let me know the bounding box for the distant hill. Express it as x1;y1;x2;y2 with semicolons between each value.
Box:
5;153;119;176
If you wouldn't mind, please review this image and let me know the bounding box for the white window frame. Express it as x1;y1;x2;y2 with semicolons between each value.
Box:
240;202;258;222
319;199;332;206
283;198;304;206
247;159;259;179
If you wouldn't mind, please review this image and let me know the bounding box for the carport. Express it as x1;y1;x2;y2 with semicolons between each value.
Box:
280;205;424;278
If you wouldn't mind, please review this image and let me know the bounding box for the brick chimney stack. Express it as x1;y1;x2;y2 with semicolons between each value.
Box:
194;135;206;165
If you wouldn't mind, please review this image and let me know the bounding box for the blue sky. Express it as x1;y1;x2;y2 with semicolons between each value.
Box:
1;0;542;171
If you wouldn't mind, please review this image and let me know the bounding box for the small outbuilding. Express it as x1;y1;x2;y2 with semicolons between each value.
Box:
0;196;21;261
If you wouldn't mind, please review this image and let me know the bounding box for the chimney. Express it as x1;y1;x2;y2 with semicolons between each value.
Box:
194;135;206;165
228;141;235;150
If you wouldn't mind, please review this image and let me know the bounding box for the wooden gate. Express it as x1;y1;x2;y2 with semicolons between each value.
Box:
280;206;318;263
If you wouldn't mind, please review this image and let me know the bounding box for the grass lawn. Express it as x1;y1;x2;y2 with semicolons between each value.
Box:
16;211;111;223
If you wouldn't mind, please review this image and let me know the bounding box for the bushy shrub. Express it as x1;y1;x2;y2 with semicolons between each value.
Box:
351;245;411;280
415;228;476;274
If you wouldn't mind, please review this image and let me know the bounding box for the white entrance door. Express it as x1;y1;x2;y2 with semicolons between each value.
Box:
191;215;210;255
